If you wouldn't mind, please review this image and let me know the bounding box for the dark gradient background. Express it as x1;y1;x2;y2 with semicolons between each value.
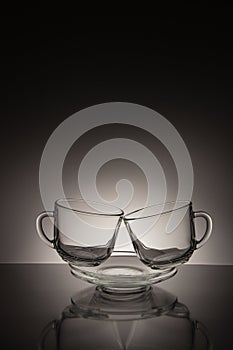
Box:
1;13;232;263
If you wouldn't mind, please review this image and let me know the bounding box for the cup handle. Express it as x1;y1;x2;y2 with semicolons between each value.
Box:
38;320;57;350
36;211;54;248
193;320;213;349
193;211;213;249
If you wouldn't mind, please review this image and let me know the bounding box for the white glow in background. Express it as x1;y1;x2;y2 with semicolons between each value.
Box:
39;102;193;245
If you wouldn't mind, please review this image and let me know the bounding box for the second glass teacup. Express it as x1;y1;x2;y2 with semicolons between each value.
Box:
124;201;212;269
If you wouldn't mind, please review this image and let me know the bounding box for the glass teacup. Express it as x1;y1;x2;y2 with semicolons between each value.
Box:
36;199;212;291
124;201;212;270
36;199;123;267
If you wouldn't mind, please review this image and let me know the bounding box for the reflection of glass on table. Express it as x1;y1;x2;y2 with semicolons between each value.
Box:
39;286;212;350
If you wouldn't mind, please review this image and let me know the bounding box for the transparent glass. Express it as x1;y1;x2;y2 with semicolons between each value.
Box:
36;199;212;291
36;199;123;267
39;286;212;350
124;201;213;270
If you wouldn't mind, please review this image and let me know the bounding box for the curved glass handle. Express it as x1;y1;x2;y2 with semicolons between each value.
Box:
38;320;57;350
193;320;213;350
36;211;54;248
193;211;213;249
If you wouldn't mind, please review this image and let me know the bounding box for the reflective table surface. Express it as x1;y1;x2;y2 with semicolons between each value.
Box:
1;264;232;349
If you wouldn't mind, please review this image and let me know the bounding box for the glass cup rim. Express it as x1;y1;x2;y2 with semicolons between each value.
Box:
124;200;192;221
55;198;124;217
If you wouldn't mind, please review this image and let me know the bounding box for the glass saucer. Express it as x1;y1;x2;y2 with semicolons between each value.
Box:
69;252;177;293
